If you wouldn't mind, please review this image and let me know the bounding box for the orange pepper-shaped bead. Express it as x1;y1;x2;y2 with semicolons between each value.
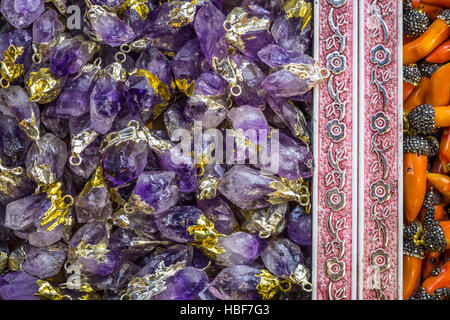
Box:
404;255;423;299
427;173;450;199
422;260;450;296
404;16;450;64
425;63;450;106
426;39;450;63
404;81;416;102
439;128;450;172
423;0;450;8
404;77;430;112
405;153;428;222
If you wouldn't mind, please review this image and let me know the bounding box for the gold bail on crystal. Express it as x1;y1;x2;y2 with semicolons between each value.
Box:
40;182;74;231
255;269;292;300
0;45;25;88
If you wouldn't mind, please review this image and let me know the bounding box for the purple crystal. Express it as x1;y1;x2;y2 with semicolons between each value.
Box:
86;7;135;47
125;45;174;116
0;113;33;168
185;72;228;128
0;271;39;300
0;28;32;71
224;6;274;62
91;260;138;293
256;131;313;180
164;100;193;139
216;232;264;266
90;73;125;134
258;44;316;98
22;242;67;278
69;222;121;276
152;267;208;300
75;183;112;224
271;14;312;54
172;39;208;96
159;148;198;193
130;171;179;214
137;244;193;276
32;9;63;44
197;197;237;234
25;133;68;186
41;102;70;139
50;36;96;77
287;205;311;246
217;165;274;209
207;265;261;300
0;0;45;29
68;134;101;179
194;2;229;64
56;64;100;117
268;97;309;142
154;206;203;243
108;228;163;260
102;139;148;188
260;238;304;278
228;105;270;145
229;54;268;108
5;193;48;231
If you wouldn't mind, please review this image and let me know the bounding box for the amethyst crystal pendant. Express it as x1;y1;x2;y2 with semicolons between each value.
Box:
0;0;320;301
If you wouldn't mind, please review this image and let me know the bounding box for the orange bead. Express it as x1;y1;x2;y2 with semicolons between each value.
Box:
423;0;450;8
404;81;416;102
425;63;450;106
403;255;423;299
404;19;450;65
413;0;444;20
404;153;428;222
426;39;450;63
404;77;430;112
439;128;450;173
422;260;450;296
423;252;441;281
427;173;450;199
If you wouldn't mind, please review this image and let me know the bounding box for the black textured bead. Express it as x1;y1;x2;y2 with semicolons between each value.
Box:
403;238;425;259
407;104;436;136
438;9;450;25
423;220;447;252
426;136;440;157
404;221;422;239
403;135;433;156
422;191;441;211
403;64;421;85
415;287;432;300
403;2;430;37
418;61;442;78
431;267;441;277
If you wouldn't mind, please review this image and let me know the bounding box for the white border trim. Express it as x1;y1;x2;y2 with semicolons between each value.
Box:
352;0;359;301
312;0;319;301
357;0;365;300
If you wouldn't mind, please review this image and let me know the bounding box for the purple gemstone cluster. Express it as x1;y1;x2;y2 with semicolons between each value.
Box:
0;0;323;300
